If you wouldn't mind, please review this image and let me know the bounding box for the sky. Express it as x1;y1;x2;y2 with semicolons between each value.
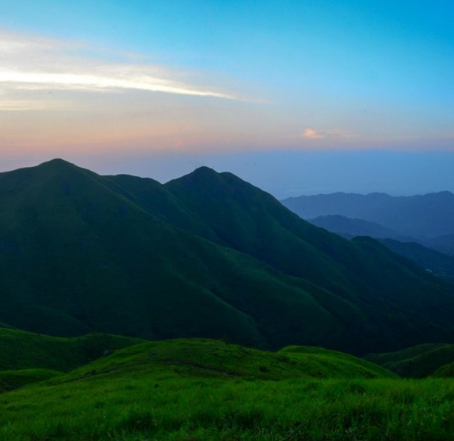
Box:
0;0;454;197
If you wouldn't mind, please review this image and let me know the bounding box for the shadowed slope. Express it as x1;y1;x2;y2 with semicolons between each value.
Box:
0;160;355;350
164;168;454;352
366;343;454;378
1;160;454;354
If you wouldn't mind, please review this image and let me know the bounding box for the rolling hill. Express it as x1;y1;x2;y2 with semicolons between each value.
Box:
377;239;454;283
366;343;454;378
1;160;454;354
305;215;454;283
0;338;412;441
0;328;144;372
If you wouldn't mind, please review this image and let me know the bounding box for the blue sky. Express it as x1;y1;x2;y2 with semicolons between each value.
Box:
0;0;453;195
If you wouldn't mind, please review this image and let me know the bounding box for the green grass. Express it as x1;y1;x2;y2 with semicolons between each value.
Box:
366;343;454;377
1;339;454;441
0;368;61;393
0;328;144;371
59;339;395;382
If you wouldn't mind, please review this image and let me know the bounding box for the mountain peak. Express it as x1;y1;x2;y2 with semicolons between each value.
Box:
191;166;219;176
166;166;223;189
38;158;76;169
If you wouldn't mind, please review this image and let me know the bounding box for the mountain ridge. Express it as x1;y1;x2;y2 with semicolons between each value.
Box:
281;191;454;239
1;159;454;354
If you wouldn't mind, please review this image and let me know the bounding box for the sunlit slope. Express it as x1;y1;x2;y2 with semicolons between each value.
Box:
0;339;407;441
26;339;399;383
1;160;454;353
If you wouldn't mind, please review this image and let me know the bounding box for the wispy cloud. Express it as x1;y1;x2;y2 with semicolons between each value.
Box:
0;98;67;111
303;128;325;139
0;30;239;110
303;128;357;140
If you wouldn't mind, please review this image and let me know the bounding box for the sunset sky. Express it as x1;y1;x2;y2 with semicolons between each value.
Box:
1;0;454;196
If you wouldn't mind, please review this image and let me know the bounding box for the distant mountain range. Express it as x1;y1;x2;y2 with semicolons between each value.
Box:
308;215;416;242
281;192;454;252
281;193;454;280
1;160;454;355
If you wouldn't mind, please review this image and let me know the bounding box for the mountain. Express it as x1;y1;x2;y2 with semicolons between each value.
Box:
305;216;454;283
281;191;454;239
308;215;415;241
377;239;454;284
1;159;454;354
425;234;454;256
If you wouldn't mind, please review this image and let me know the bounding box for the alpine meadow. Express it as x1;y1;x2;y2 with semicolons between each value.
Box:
2;1;454;440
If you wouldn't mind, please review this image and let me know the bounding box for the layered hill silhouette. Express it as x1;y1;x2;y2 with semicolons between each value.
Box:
281;192;454;252
306;216;454;283
309;215;415;242
1;159;454;354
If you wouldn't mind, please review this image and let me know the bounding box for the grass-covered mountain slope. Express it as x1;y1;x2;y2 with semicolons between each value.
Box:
0;368;61;393
306;215;454;283
4;339;454;441
60;339;395;382
378;239;454;283
0;328;144;372
1;159;454;354
366;343;454;378
0;334;393;394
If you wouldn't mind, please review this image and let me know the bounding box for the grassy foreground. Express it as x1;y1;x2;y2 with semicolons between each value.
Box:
2;376;454;440
1;339;453;440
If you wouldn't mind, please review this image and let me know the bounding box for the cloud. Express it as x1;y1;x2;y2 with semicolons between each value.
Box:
303;128;357;140
0;98;67;111
0;70;237;99
303;128;325;139
0;29;240;109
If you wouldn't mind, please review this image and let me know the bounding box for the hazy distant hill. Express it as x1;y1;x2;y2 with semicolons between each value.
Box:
1;160;454;354
306;216;454;283
425;234;454;256
309;215;415;241
281;191;454;239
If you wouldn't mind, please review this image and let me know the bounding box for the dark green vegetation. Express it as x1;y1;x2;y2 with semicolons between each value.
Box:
0;328;143;372
1;160;454;354
366;343;454;378
378;239;454;283
0;368;60;393
307;216;454;283
2;337;454;441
